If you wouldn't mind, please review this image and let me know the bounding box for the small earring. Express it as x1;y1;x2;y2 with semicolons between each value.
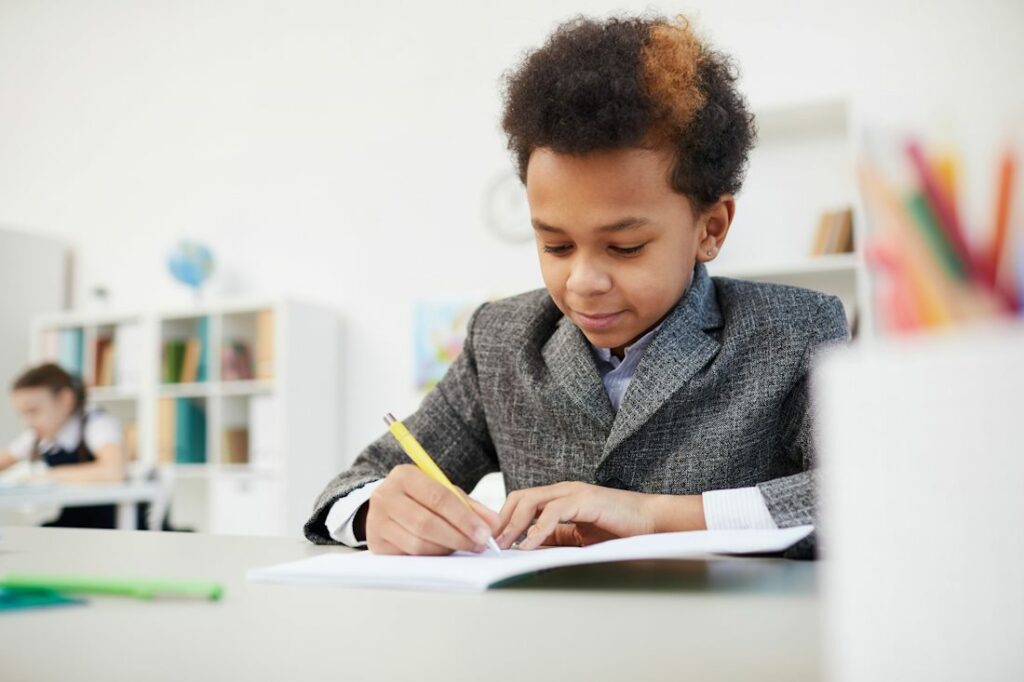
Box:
706;249;714;257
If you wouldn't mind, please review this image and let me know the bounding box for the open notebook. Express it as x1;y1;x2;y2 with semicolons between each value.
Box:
248;526;813;593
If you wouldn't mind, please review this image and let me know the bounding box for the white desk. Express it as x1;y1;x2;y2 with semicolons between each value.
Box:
0;527;819;681
0;482;165;530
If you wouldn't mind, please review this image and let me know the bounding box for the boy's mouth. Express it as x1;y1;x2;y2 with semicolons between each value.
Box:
573;309;623;331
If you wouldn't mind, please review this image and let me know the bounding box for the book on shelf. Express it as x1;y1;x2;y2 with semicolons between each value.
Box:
196;316;209;382
157;397;207;465
811;207;854;256
221;340;254;381
157;398;176;465
93;336;115;387
222;428;249;464
174;398;207;464
57;328;84;377
255;310;274;380
162;317;209;384
162;340;186;384
180;338;201;384
158;319;206;382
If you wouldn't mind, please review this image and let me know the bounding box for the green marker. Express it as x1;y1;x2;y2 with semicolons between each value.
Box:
0;573;223;601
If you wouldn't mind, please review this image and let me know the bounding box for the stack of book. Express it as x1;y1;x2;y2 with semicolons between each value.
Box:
162;318;209;384
92;336;115;387
39;328;84;377
810;207;854;255
88;323;141;388
157;398;207;465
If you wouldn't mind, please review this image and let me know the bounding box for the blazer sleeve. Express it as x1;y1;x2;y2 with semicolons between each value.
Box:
302;302;500;544
756;295;850;549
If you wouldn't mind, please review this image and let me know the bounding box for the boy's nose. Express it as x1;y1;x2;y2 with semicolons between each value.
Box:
566;258;613;297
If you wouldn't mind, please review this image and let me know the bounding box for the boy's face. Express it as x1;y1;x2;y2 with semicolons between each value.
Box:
526;146;732;357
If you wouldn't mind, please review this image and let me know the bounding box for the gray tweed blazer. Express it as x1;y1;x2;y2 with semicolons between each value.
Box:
304;262;850;556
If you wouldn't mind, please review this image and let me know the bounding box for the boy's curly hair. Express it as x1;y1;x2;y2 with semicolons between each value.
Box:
500;14;756;214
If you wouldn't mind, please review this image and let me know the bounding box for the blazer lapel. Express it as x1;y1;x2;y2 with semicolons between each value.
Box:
601;262;723;458
542;314;616;432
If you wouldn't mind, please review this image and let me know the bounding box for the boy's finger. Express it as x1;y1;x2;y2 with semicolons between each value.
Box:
403;472;492;547
496;496;517;532
518;499;574;550
381;517;454;556
496;496;542;549
388;493;484;553
496;485;563;538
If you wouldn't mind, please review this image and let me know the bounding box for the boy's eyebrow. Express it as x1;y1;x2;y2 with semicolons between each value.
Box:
531;217;649;234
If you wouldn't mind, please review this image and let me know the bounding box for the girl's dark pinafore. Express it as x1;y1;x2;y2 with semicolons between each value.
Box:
38;411;117;529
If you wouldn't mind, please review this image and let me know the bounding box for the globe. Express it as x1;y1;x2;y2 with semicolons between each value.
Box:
167;241;215;293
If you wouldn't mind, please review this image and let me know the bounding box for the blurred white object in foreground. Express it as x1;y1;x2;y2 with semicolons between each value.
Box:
815;323;1024;681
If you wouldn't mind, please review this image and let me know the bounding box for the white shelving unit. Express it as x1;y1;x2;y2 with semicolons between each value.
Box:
710;96;872;337
28;298;341;537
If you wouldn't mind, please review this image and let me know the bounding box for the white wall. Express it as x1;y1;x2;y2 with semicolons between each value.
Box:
0;0;1021;466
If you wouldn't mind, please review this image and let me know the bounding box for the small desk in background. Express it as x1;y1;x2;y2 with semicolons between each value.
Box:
0;482;166;530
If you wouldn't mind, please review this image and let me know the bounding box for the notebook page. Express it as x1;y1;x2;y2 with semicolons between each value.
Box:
247;526;813;593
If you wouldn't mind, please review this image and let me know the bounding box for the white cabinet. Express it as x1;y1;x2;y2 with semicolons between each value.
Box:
209;471;285;537
0;228;67;444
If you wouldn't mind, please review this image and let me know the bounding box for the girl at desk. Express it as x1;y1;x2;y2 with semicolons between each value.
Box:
0;362;125;528
304;14;850;557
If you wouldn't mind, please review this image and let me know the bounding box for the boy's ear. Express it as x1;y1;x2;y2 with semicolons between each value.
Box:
697;194;735;262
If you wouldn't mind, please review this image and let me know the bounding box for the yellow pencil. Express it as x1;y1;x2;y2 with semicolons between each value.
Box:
383;413;501;554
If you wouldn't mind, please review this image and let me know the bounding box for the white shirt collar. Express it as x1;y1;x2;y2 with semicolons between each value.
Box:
592;319;666;368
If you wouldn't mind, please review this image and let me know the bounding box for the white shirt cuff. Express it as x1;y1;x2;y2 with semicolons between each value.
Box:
702;486;778;530
325;479;384;546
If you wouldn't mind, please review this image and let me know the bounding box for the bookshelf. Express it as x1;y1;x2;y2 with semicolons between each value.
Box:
29;299;341;537
709;96;872;337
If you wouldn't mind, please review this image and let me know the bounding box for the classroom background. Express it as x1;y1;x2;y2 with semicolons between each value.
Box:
1;0;1021;532
2;2;1023;678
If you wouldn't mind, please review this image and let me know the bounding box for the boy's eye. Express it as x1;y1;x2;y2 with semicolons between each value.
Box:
611;243;646;255
542;244;572;254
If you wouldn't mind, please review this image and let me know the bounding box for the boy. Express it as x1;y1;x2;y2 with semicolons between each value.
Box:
304;14;848;557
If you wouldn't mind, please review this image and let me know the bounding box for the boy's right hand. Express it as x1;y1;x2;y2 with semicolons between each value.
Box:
363;464;500;555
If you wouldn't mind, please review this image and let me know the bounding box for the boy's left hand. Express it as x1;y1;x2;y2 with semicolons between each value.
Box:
495;481;705;550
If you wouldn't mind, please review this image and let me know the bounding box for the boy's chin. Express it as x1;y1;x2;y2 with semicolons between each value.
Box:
578;328;632;351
